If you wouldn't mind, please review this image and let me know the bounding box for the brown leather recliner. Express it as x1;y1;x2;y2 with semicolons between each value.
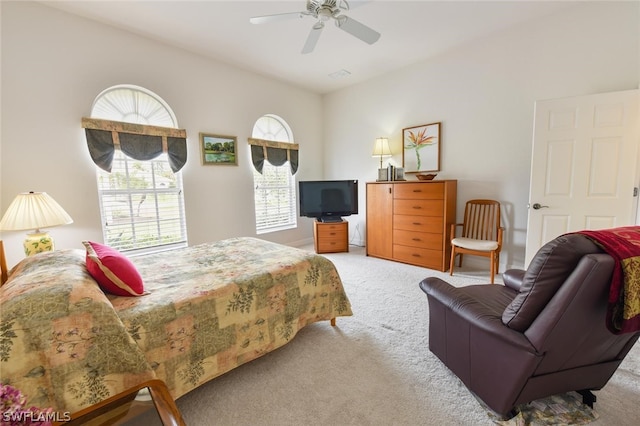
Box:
419;233;640;417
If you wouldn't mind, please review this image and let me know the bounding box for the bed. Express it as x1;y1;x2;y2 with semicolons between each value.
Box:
0;237;352;413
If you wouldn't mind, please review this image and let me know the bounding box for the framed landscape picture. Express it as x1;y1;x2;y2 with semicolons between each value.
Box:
402;122;441;173
200;133;237;165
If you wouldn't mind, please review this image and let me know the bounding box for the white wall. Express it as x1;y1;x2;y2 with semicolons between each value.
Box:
0;1;324;266
323;1;639;269
2;2;638;271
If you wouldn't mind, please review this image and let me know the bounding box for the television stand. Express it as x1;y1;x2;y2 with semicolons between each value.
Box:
320;216;343;223
314;219;348;254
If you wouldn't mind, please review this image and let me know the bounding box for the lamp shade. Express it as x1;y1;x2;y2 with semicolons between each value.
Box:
0;192;73;232
372;137;392;157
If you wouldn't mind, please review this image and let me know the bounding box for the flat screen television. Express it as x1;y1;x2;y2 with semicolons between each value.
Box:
299;180;358;222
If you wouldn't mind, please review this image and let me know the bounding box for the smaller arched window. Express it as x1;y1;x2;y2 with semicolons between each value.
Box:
251;115;297;233
90;85;188;253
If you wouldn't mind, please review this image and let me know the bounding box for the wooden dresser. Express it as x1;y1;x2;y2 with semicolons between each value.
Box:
314;220;349;254
366;180;457;271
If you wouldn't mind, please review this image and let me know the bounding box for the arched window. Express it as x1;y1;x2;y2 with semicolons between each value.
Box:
252;114;297;233
90;85;187;253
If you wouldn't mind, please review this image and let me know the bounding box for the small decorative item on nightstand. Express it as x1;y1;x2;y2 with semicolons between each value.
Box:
377;168;389;182
385;165;405;181
416;173;437;181
0;191;73;256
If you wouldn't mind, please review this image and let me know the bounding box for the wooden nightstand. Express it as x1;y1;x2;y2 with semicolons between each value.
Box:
314;220;349;254
60;379;185;426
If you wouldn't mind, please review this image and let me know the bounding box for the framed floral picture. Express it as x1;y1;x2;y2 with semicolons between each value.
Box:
402;122;441;173
200;133;237;165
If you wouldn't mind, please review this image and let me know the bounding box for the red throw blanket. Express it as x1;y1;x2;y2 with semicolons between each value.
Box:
577;226;640;334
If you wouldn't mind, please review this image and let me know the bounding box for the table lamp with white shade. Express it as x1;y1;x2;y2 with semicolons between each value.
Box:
0;191;73;256
372;137;392;168
372;137;392;181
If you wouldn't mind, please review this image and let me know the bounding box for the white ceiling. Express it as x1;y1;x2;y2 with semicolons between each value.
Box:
43;0;578;94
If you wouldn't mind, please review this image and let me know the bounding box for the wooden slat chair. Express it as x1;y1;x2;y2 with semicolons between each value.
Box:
1;240;8;285
450;199;503;283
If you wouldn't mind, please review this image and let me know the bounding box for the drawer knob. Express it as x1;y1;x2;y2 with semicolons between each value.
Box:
412;189;422;193
412;253;421;257
412;238;421;242
412;206;422;209
412;222;421;225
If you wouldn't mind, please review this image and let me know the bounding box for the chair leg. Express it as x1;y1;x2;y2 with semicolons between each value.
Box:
490;252;495;284
458;253;463;267
449;247;456;276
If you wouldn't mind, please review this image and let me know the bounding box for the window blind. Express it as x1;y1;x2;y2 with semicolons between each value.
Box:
97;151;187;253
253;163;297;232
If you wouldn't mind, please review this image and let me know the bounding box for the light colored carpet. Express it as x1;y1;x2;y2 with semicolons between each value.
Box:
173;245;640;425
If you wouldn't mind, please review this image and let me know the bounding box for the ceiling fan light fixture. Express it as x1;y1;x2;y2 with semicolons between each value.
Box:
318;7;333;21
252;0;379;54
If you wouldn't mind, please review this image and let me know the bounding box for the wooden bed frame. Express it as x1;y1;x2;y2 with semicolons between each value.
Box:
0;240;8;285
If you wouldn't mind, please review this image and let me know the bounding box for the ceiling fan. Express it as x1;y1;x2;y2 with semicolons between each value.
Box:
250;0;381;54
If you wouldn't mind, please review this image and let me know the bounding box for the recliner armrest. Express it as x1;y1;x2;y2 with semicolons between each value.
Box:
502;269;525;291
420;277;534;352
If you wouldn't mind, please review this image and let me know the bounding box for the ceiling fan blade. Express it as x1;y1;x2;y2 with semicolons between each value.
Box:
250;12;304;25
338;0;372;11
338;0;350;11
335;16;380;45
301;23;324;54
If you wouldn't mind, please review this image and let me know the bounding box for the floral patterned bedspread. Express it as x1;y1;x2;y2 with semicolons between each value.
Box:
112;237;352;400
0;249;155;413
0;237;352;413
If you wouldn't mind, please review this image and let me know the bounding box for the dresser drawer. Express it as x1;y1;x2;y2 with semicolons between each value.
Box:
394;183;444;200
394;199;444;216
394;215;443;233
317;224;348;237
393;230;442;250
317;238;348;252
393;244;443;270
319;232;347;244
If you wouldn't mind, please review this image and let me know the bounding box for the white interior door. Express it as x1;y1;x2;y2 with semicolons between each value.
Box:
525;89;639;266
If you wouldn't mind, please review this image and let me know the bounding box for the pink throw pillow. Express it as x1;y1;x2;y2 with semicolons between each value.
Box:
83;241;146;296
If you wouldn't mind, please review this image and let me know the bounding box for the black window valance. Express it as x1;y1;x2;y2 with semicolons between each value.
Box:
82;117;188;173
248;138;299;175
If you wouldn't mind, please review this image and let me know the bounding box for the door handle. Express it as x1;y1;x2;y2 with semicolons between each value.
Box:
532;203;549;210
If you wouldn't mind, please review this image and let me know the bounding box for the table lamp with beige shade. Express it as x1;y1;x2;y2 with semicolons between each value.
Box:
0;191;73;256
372;137;392;181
